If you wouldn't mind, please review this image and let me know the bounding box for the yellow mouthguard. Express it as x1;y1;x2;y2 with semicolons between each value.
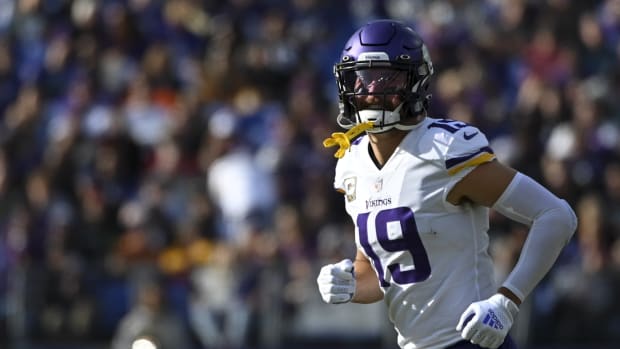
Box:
322;121;375;159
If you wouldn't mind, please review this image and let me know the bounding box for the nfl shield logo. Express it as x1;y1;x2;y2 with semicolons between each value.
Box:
374;178;383;192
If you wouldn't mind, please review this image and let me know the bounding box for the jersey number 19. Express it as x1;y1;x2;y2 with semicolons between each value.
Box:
358;207;432;287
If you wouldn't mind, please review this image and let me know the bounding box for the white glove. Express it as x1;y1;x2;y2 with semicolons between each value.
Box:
456;293;519;349
317;259;356;304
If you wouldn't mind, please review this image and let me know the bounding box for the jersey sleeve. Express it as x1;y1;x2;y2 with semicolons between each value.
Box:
443;125;495;176
427;121;495;207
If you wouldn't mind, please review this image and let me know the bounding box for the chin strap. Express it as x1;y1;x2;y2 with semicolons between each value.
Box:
323;121;375;158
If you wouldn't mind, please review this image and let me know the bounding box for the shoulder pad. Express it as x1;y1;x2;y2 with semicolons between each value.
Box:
425;119;495;175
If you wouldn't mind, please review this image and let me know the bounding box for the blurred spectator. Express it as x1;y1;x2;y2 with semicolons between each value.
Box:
110;279;192;349
205;104;277;244
188;242;251;349
530;192;620;344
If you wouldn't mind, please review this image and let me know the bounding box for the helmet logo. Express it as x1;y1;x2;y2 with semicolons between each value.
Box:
358;52;390;61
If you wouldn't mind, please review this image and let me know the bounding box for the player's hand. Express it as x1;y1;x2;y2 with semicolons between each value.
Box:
456;293;519;349
317;259;356;304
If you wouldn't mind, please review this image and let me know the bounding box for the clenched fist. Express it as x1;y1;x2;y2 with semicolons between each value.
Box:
456;293;519;348
317;259;356;304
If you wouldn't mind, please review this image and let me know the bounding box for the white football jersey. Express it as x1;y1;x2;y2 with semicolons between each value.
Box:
333;117;497;349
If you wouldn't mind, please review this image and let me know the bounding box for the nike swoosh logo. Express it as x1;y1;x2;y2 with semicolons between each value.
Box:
463;131;478;140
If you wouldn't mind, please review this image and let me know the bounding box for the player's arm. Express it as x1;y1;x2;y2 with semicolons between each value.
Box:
351;250;384;304
447;160;521;304
449;160;577;348
446;159;516;208
448;159;577;302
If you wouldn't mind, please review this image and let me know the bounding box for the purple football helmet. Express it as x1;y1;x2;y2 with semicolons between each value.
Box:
334;20;434;132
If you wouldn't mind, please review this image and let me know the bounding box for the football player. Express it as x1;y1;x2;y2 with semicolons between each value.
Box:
317;20;577;349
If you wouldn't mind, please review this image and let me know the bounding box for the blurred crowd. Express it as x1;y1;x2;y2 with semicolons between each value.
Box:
1;0;620;348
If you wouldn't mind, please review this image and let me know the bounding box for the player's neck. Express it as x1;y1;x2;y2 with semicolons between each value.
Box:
368;130;409;168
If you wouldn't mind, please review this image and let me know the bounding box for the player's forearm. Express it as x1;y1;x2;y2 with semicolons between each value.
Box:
502;202;577;300
351;258;384;304
493;173;578;301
